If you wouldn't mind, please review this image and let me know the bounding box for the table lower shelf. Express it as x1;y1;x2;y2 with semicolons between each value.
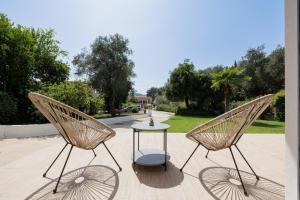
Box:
133;148;170;166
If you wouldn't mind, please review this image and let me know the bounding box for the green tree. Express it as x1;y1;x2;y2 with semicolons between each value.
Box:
0;14;69;124
73;34;135;116
239;45;269;96
192;71;214;108
38;81;104;115
165;59;195;107
31;29;69;83
265;46;285;93
211;67;245;112
0;14;35;97
146;87;160;101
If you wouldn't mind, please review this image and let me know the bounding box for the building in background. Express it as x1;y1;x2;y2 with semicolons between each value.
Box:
135;95;152;107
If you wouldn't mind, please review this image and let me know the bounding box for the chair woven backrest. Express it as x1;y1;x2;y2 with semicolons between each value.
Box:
28;92;116;150
186;94;274;151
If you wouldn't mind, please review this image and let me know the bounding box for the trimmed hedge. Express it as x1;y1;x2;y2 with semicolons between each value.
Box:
272;90;285;121
156;104;177;113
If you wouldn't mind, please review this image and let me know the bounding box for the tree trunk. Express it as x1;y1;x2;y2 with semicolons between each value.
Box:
185;97;190;108
110;96;116;117
224;93;229;112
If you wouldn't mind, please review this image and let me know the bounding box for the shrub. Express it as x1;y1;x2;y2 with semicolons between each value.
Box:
89;97;105;115
272;90;285;121
176;103;215;116
0;92;17;124
37;81;103;115
156;103;177;113
131;107;139;113
229;99;275;120
229;94;285;121
229;100;248;110
154;96;169;105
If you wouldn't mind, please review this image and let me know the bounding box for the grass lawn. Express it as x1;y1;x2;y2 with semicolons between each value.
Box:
164;115;285;134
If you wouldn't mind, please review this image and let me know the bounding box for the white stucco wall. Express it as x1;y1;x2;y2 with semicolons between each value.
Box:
285;0;299;199
0;114;148;139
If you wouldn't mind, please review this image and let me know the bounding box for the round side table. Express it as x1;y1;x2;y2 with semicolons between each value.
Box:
131;122;170;170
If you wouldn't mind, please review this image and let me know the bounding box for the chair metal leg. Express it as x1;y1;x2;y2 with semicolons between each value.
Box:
205;150;210;158
180;143;200;172
43;143;68;177
92;149;97;157
138;131;140;150
229;147;248;196
103;142;122;171
53;145;73;193
234;144;259;180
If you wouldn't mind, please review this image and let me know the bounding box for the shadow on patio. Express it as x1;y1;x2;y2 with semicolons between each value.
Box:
25;165;119;200
199;167;285;200
132;162;184;188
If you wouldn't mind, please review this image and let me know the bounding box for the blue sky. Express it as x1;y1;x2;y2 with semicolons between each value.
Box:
0;0;284;94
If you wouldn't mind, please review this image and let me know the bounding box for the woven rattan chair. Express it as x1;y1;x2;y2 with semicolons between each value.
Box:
28;92;122;193
180;94;274;196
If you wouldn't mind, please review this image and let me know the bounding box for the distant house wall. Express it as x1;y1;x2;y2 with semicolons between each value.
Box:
135;96;152;105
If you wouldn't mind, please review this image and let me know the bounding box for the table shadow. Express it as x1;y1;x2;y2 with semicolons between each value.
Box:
25;165;119;200
199;167;285;200
132;162;184;188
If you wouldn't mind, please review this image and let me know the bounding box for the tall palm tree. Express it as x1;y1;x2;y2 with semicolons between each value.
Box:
211;67;245;112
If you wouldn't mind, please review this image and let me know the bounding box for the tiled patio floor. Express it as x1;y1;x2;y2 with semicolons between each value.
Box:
0;112;284;199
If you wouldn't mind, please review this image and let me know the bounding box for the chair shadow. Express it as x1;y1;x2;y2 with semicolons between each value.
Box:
199;167;285;200
132;162;184;188
25;165;119;200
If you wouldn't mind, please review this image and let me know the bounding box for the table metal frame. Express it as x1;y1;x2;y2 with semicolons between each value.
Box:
132;128;168;170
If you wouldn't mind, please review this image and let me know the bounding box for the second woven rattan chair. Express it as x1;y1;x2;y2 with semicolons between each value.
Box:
180;94;274;196
28;92;122;193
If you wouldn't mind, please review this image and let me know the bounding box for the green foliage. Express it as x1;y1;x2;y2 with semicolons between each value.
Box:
154;95;169;105
211;66;248;111
163;45;285;119
272;90;285;121
146;87;160;102
31;29;69;83
38;81;104;115
239;45;284;95
73;34;135;116
239;45;269;96
0;91;17;124
177;106;212;116
165;59;195;107
229;98;274;120
156;103;178;113
0;14;69;124
131;106;139;113
0;14;35;99
265;46;285;92
89;96;105;115
229;99;249;110
192;69;223;114
165;63;225;115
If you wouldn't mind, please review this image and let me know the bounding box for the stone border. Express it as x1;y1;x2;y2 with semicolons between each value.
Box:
0;114;149;139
